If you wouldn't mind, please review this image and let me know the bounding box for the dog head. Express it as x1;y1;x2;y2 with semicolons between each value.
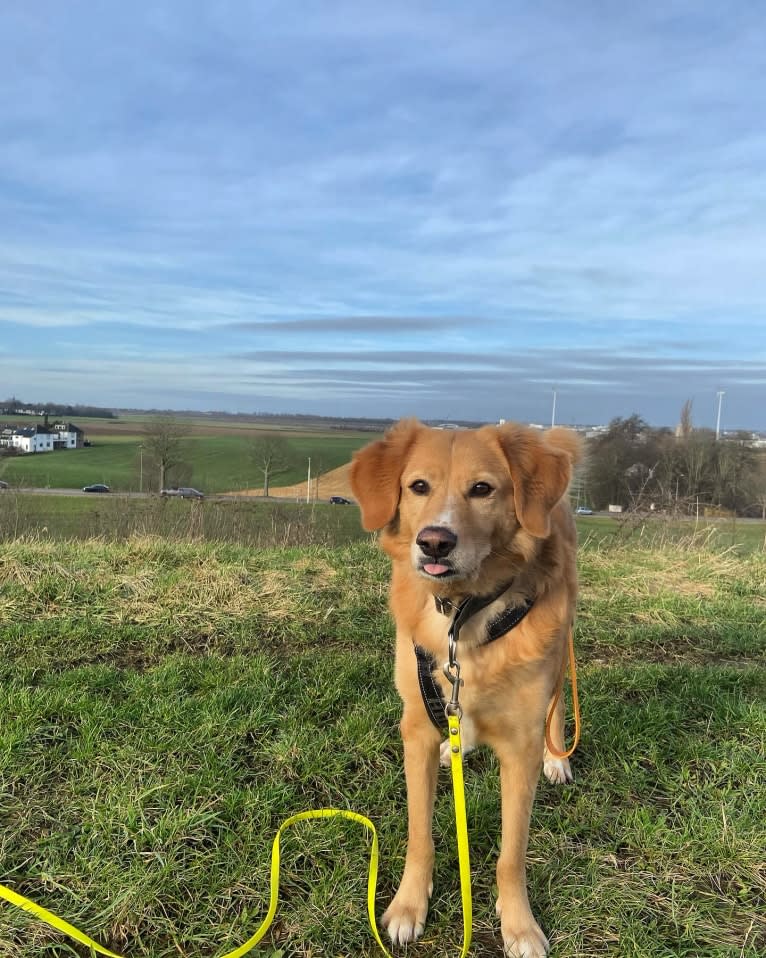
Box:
350;419;580;592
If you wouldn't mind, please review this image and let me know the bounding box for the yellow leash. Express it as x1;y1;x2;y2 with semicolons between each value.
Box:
1;624;581;956
0;713;472;958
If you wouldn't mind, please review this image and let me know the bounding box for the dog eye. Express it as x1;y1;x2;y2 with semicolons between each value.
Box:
469;482;493;498
409;479;430;496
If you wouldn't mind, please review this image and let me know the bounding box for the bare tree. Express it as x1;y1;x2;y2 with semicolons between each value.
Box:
142;416;190;492
251;434;293;497
678;398;694;439
311;456;328;502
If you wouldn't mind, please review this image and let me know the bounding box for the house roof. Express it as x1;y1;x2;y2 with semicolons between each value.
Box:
0;424;53;437
52;422;83;433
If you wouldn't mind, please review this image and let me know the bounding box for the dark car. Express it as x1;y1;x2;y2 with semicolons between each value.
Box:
83;483;110;493
161;487;205;499
329;495;352;505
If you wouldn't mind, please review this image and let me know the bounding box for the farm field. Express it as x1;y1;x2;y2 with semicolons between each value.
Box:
0;528;764;957
0;425;372;495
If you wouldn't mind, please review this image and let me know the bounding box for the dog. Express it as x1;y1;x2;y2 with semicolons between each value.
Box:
350;419;582;958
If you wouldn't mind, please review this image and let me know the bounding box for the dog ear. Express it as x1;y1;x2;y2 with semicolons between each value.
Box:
350;418;423;531
496;425;573;538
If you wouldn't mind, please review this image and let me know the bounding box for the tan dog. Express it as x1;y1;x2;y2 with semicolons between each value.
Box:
350;419;582;958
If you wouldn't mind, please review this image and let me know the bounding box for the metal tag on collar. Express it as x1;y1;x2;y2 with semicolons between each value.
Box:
434;595;454;616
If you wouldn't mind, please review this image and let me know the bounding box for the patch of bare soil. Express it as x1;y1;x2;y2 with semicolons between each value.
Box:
234;462;355;500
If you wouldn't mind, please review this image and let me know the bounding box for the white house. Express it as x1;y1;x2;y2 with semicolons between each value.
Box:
51;422;84;449
0;421;84;453
9;426;55;453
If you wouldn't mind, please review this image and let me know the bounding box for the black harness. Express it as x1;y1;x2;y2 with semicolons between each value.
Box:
413;588;534;732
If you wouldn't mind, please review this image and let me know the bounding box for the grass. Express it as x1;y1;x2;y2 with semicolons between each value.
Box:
0;534;764;957
3;493;766;556
0;494;367;547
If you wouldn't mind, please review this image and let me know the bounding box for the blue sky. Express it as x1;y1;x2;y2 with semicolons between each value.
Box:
1;2;764;429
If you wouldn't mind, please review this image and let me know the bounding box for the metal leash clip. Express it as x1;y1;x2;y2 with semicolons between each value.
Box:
443;609;464;717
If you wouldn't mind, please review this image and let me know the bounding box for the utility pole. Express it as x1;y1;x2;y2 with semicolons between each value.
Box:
715;391;725;440
306;457;311;504
551;388;557;428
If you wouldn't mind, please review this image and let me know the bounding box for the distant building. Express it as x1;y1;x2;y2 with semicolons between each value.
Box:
0;421;85;453
51;422;85;449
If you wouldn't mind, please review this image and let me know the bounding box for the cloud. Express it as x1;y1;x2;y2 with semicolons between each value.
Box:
226;315;475;334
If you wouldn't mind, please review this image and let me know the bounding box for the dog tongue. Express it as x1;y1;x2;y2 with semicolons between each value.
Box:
424;563;450;576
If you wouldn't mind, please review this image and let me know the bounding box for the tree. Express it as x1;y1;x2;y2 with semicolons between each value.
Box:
251;435;293;497
677;399;694;439
142;416;189;491
744;452;766;519
586;416;661;509
711;435;756;514
311;456;329;502
585;404;764;517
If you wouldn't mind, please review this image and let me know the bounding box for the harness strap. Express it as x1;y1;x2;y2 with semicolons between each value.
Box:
415;594;535;732
414;643;450;731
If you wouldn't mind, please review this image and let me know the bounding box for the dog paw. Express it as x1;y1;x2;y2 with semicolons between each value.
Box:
543;755;573;785
502;927;550;958
496;899;550;957
439;738;476;767
382;893;429;946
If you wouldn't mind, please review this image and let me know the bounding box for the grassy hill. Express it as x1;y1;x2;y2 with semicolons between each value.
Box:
0;533;764;957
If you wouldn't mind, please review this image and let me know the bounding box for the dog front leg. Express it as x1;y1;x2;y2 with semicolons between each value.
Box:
382;707;440;946
494;728;550;958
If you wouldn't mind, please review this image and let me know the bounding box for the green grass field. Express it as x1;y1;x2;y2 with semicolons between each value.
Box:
0;527;764;957
0;435;368;494
0;419;372;493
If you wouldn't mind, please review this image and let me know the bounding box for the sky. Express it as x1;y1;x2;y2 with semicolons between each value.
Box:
1;2;764;430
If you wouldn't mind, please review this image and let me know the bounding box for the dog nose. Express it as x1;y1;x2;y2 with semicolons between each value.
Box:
416;525;457;559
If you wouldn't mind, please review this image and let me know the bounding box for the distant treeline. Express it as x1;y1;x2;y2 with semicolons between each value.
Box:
0;397;117;420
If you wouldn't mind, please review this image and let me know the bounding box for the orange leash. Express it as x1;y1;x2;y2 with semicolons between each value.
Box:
544;625;581;760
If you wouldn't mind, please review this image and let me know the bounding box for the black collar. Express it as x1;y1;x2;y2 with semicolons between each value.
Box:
434;584;534;647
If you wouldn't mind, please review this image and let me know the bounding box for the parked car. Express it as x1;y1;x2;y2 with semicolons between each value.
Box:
329;495;352;505
83;483;110;493
0;480;8;490
161;487;205;499
575;505;594;515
